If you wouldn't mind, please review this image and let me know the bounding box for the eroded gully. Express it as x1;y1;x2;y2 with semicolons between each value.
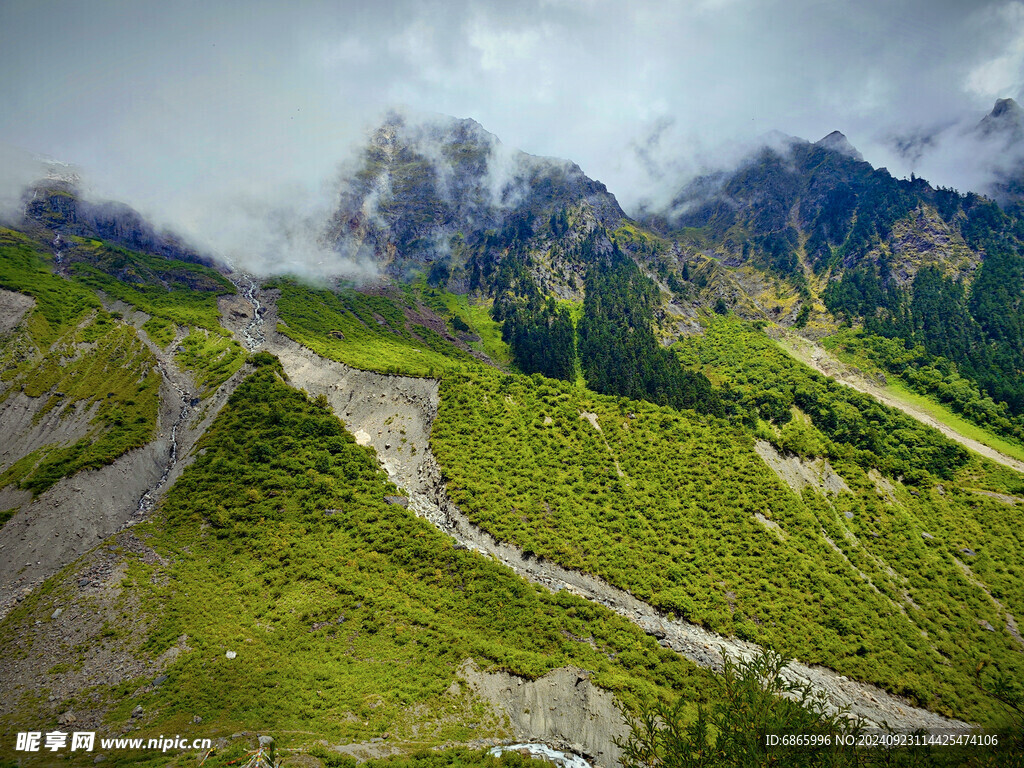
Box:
231;280;971;734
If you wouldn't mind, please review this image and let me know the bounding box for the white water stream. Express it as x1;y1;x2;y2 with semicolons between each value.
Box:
130;360;193;522
490;744;592;768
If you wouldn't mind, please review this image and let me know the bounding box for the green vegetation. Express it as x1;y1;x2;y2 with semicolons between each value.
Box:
270;278;477;376
824;329;1024;450
176;327;245;394
5;321;158;495
0;361;723;766
618;650;1017;767
0;506;18;528
68;238;235;332
0;228;99;348
414;279;512;366
263;273;1024;726
67;238;245;393
3;154;1024;759
0;229;159;494
491;255;576;380
580;242;719;414
824;251;1024;424
141;315;175;348
880;378;1024;464
489;233;719;412
430;325;1024;726
661;134;1024;437
675;317;969;481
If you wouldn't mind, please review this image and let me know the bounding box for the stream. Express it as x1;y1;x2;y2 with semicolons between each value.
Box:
230;273;266;350
489;744;592;768
128;358;194;523
129;271;263;522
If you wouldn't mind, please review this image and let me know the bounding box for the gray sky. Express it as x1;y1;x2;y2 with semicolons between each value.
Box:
2;0;1023;265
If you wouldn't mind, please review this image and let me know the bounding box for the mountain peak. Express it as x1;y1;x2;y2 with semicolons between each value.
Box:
990;97;1022;119
329;114;624;278
814;130;863;161
977;97;1024;143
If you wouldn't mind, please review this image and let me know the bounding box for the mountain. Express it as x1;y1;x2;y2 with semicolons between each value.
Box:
644;124;1024;441
652;129;978;280
319;114;713;406
886;98;1024;206
20;178;211;266
2;114;1024;767
975;97;1024;206
976;97;1024;144
327;113;625;286
814;130;864;161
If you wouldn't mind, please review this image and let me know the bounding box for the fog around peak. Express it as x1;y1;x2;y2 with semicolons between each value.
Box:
2;1;1024;274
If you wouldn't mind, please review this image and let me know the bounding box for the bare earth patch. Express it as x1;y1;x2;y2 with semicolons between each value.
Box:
0;288;34;336
754;439;851;497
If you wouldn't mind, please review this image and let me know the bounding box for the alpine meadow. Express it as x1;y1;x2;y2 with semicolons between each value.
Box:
3;4;1024;767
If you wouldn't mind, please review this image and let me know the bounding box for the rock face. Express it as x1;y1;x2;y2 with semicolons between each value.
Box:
21;180;210;265
326;112;625;278
0;289;34;337
460;660;627;768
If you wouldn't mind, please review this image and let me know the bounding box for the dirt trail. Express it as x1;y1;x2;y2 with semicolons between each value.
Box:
774;330;1024;475
247;287;970;734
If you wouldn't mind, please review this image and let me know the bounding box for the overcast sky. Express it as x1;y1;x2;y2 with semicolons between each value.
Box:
2;0;1023;262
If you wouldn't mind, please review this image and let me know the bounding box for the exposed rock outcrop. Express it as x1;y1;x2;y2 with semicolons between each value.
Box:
460;660;626;768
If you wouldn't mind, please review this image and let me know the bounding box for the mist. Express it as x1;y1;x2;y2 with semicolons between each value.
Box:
155;168;383;281
879;98;1024;200
0;145;81;225
2;1;1024;273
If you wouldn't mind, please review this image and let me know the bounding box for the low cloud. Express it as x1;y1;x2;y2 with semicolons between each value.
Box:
4;1;1024;253
880;94;1024;199
167;186;380;282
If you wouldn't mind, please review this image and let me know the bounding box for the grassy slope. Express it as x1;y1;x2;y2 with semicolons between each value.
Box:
270;279;489;376
68;238;233;331
270;278;1024;724
0;362;716;767
68;239;245;394
414;279;513;368
429;326;1024;727
0;229;160;495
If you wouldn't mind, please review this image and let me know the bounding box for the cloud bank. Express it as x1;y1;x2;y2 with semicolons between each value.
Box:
2;1;1023;273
